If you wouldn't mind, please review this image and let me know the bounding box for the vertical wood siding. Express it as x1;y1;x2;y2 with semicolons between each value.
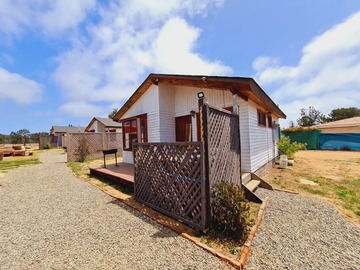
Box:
174;85;233;117
238;98;251;172
121;85;160;119
123;151;133;163
247;100;276;172
158;83;176;142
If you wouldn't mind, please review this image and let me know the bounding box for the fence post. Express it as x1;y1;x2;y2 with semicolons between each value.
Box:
102;132;106;150
198;97;211;228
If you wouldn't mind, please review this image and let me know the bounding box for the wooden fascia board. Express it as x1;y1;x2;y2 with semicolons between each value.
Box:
248;80;286;119
85;117;96;132
113;73;286;121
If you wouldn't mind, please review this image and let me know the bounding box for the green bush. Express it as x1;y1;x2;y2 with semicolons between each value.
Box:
43;142;51;149
278;135;306;159
212;181;250;242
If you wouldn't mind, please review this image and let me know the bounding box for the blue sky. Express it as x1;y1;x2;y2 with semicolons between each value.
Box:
1;0;360;134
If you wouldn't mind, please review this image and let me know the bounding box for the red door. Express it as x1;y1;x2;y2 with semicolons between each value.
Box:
175;115;192;142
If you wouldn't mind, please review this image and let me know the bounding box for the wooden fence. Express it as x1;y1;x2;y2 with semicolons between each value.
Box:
133;142;207;229
133;101;242;229
39;135;58;149
203;103;241;189
66;132;122;162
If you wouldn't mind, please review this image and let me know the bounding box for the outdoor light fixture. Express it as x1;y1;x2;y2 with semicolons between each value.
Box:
190;110;196;117
197;92;204;99
267;111;272;117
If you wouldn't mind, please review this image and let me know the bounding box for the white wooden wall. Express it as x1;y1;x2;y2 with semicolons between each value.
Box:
122;85;160;163
238;98;251;172
246;100;279;172
121;82;280;169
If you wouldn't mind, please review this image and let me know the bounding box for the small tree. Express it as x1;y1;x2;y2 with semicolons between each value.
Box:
108;108;118;119
297;106;325;127
278;135;306;159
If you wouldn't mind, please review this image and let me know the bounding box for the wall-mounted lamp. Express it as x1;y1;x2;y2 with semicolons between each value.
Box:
197;92;205;99
190;110;196;117
267;112;272;117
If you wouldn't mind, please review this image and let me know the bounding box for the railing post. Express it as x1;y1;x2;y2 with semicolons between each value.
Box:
198;97;211;229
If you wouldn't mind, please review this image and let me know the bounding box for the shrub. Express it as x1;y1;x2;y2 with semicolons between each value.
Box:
212;181;250;242
278;135;306;159
43;142;51;149
340;145;351;151
75;137;91;162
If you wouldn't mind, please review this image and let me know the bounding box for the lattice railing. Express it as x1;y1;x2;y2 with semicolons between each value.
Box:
133;142;207;229
204;104;241;188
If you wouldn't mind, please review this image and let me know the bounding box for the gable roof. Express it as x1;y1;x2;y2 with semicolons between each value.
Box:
85;117;122;131
113;73;286;120
51;126;86;133
313;116;360;129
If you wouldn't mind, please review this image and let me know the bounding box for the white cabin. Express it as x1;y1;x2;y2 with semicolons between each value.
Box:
113;74;286;177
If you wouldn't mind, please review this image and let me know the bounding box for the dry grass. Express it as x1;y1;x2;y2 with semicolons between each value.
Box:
0;151;40;172
265;150;360;227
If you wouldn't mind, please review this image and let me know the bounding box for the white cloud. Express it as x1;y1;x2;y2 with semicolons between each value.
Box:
53;0;231;116
59;101;104;118
0;67;43;104
151;17;231;75
0;0;95;36
253;11;360;127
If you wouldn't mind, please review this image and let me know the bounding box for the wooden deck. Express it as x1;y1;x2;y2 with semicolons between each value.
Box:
90;163;134;187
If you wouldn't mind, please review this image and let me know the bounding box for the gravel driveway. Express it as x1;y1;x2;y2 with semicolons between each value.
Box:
245;188;360;270
0;151;231;270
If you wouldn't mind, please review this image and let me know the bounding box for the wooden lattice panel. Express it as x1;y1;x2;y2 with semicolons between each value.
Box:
66;132;122;162
133;142;207;229
205;105;241;188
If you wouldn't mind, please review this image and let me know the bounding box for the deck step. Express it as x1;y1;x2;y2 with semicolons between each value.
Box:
242;173;273;204
245;180;261;192
242;173;251;183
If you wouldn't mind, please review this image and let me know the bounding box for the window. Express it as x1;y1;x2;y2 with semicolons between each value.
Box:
257;110;266;127
122;114;147;151
267;115;273;128
123;119;137;150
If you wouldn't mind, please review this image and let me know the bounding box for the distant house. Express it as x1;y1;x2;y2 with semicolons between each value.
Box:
113;73;286;177
50;125;86;147
313;117;360;133
85;117;122;133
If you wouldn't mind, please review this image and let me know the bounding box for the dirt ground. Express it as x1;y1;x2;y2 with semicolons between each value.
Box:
264;150;360;226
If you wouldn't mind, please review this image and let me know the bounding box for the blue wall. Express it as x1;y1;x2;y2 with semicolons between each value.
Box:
319;133;360;150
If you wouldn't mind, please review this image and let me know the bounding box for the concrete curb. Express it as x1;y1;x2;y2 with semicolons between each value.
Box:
85;178;268;269
239;196;269;269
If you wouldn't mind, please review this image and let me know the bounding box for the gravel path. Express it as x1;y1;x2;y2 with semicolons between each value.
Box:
245;188;360;270
0;151;231;270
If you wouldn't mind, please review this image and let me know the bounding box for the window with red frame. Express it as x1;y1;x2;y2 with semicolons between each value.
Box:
267;114;273;128
122;119;137;150
122;115;147;151
257;110;266;127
